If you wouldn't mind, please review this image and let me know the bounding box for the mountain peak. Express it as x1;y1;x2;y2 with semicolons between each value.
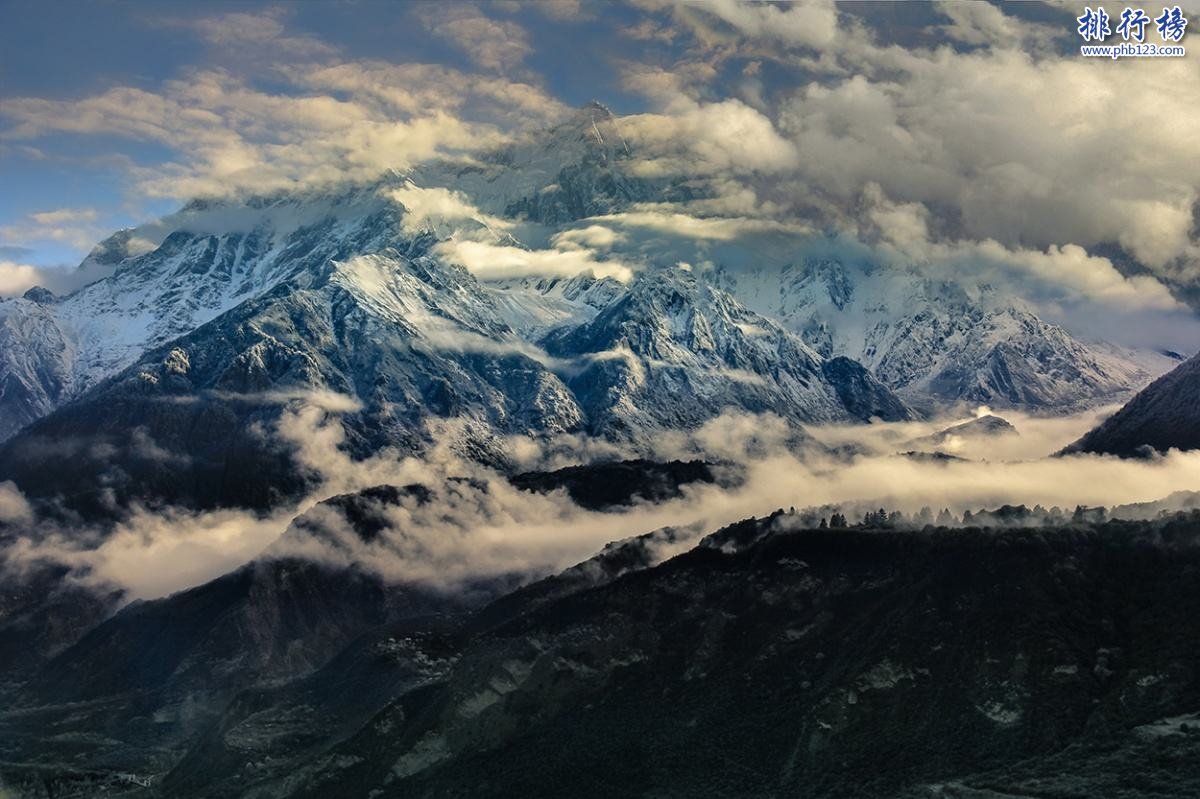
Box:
578;99;615;119
21;286;58;305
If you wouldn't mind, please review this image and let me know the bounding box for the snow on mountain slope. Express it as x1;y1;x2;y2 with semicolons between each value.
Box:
0;289;77;440
542;266;913;440
0;247;584;510
711;257;1175;411
484;274;626;338
0;179;422;440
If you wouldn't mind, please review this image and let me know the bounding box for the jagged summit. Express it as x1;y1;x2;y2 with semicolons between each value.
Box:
580;98;615;116
713;256;1170;411
21;286;57;305
542;265;913;438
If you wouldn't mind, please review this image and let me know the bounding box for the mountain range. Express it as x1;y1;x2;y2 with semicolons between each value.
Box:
0;103;1187;514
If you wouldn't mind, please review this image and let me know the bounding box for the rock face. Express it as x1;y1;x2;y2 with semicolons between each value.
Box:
1065;350;1200;456
0;244;585;511
0;101;1184;520
0;293;76;440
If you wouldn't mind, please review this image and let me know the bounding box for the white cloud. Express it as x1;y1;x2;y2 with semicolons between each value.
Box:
296;61;567;125
28;208;99;226
2;69;526;201
934;1;1058;49
1;207;106;251
550;225;625;250
672;0;840;51
418;6;532;72
0;481;33;524
8;401;1200;602
185;8;335;58
436;239;635;282
856;182;1186;315
590;208;805;241
619;2;1200;298
776;37;1200;279
0;261;42;296
389;182;512;235
624;99;799;176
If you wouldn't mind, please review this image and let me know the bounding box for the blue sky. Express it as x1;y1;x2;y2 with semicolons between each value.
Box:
1;0;1198;338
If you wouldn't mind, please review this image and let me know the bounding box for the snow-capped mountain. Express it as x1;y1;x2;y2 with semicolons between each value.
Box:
711;258;1175;412
542;266;912;438
0;180;413;440
0;234;907;511
0;100;1183;486
0;102;656;444
1065;350;1200;456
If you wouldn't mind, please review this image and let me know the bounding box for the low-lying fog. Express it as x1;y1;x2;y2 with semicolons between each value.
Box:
3;400;1198;601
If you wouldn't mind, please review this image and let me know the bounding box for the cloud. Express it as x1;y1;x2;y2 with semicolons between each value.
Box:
857;184;1185;314
934;1;1057;49
435;239;635;282
1;10;566;203
0;245;34;260
180;7;336;59
536;0;592;21
264;406;1200;590
774;39;1200;280
7;400;1200;602
3;73;498;201
673;0;840;51
296;61;567;126
1;207;106;251
588;207;806;242
28;208;99;226
0;260;42;296
623;98;799;176
389;182;512;235
550;225;625;250
0;481;33;525
417;5;532;73
616;2;1200;301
